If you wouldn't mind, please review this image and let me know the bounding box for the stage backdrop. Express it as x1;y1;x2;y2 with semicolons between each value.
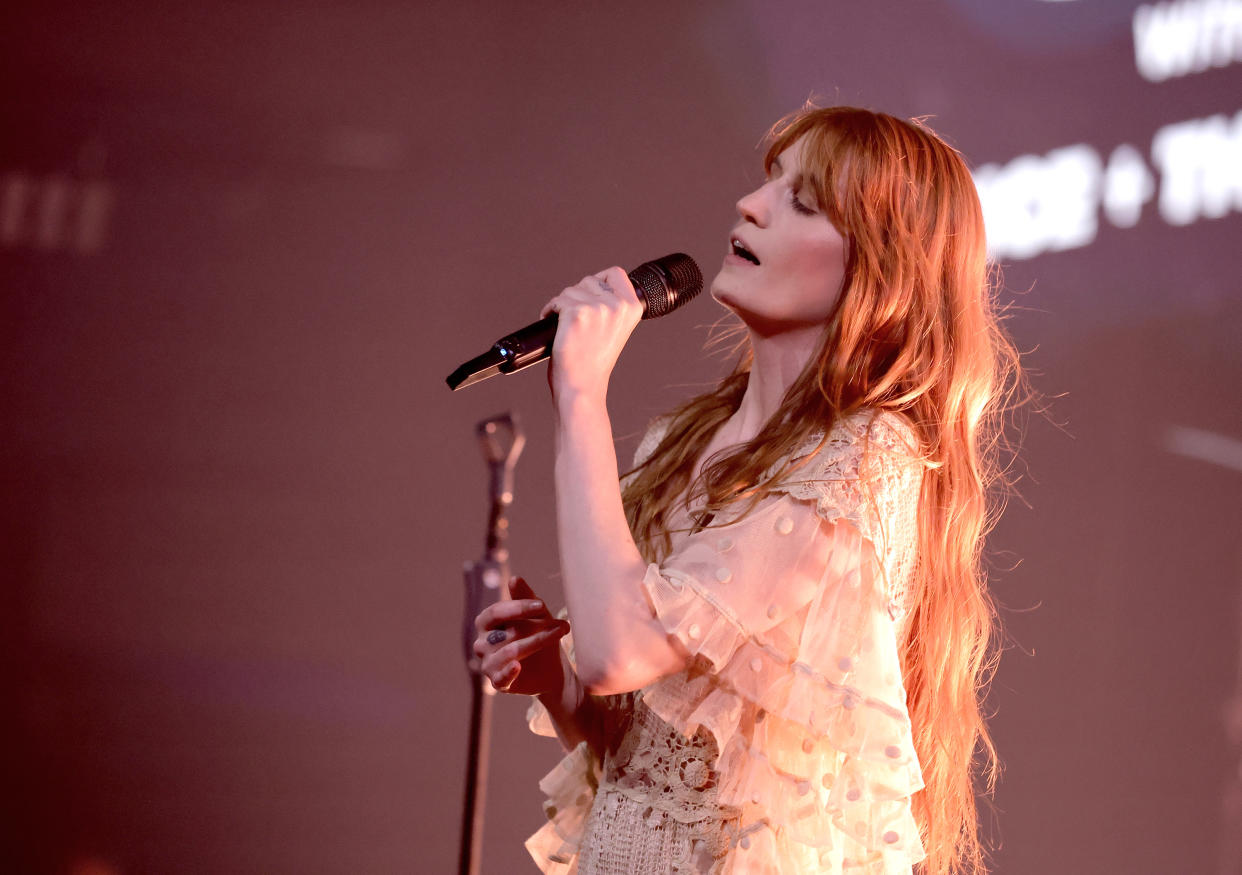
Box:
3;1;1241;873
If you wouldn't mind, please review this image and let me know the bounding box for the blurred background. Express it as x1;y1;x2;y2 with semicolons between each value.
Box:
3;1;1240;872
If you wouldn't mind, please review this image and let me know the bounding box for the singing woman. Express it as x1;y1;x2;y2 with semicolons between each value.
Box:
473;104;1021;875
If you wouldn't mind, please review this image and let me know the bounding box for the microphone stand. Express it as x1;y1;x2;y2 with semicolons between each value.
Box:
458;412;525;875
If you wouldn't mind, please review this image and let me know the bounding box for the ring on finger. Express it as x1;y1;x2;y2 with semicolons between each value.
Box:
486;628;507;646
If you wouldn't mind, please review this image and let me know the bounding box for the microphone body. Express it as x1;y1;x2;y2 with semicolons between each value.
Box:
446;253;702;391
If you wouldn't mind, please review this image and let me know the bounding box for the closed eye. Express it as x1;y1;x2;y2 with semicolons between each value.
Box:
790;189;817;216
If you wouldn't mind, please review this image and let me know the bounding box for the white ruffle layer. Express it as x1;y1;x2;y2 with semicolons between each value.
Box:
638;559;925;874
525;739;600;873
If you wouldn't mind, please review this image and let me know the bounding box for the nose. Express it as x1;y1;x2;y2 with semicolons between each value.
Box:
735;182;770;227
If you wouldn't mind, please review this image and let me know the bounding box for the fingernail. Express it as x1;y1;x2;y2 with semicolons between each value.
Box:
530;600;544;611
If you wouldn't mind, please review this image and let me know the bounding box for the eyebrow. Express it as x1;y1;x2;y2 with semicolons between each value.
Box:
769;155;804;188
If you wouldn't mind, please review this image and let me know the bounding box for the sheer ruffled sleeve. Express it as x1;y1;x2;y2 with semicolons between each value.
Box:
637;411;927;873
767;410;924;627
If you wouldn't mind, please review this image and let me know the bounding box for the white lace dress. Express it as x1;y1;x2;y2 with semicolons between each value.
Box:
525;411;927;874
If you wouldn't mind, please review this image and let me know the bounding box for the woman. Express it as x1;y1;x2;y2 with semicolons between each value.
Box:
473;105;1021;874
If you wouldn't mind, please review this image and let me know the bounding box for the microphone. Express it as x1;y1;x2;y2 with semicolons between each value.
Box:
445;253;703;391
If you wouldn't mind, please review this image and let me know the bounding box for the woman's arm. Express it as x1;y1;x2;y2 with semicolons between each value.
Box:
542;267;688;696
553;394;687;694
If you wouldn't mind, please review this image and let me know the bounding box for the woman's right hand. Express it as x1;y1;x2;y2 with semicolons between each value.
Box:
538;266;643;406
473;577;571;697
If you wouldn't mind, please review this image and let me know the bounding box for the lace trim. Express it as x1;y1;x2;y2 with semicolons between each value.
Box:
598;694;736;825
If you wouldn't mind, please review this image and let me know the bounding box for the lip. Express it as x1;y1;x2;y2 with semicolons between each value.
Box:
727;233;760;266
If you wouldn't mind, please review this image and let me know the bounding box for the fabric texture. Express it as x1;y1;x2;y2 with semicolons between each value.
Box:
525;410;927;874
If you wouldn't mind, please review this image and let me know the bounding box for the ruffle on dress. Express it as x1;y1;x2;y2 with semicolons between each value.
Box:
526;411;927;874
766;412;924;630
524;739;600;872
525;627;620;872
637;503;925;873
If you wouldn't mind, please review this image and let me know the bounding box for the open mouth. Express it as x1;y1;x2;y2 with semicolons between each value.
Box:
731;238;760;265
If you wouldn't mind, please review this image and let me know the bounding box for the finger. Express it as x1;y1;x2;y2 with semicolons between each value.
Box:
476;616;564;659
486;627;509;647
492;598;551;624
539;289;571;320
497;661;520;691
495;623;569;664
475;598;548;632
540;287;601;319
508;576;537;601
540;285;594;319
480;629;549;678
588;272;642;323
474;627;509;658
486;660;520;691
596;266;640;305
541;269;630;320
481;641;526;678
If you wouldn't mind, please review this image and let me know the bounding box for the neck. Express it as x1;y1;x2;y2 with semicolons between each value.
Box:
728;322;823;442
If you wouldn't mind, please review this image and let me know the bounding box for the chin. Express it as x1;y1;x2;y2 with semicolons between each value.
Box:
710;288;741;317
709;273;739;309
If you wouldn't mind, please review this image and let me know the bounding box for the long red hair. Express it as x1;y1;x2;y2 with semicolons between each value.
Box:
621;105;1023;875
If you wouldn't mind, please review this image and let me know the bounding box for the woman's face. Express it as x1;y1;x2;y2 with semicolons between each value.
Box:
710;135;847;333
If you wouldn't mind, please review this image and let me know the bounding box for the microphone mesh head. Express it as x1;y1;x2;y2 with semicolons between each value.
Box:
629;253;703;319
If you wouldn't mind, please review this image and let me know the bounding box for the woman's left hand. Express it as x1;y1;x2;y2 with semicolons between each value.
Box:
539;266;643;404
